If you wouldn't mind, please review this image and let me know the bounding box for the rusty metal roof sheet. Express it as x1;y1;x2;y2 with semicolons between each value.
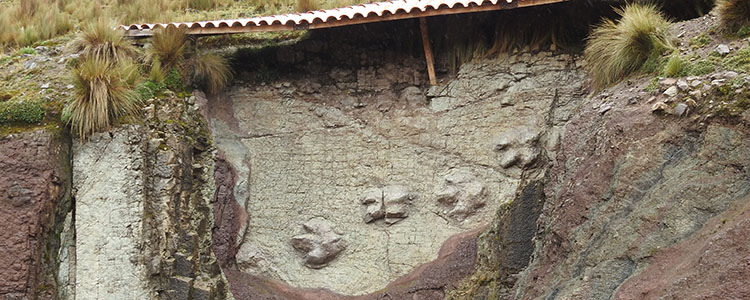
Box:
120;0;565;36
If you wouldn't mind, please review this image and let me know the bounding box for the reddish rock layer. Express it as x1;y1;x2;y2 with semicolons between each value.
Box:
212;154;248;267
0;130;70;299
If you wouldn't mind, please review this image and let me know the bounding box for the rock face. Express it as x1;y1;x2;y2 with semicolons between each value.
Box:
508;80;750;299
210;24;585;295
0;130;71;300
73;126;151;299
72;96;231;299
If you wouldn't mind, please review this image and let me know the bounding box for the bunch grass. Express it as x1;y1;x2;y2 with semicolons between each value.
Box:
585;3;674;88
717;0;750;33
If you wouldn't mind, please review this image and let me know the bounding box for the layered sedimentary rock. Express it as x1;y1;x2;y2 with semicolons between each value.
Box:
209;22;585;294
72;96;231;299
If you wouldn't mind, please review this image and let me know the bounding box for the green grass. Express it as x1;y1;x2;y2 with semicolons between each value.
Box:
18;47;37;55
689;33;710;48
0;100;45;124
738;26;750;37
663;55;683;77
722;47;750;72
585;4;674;88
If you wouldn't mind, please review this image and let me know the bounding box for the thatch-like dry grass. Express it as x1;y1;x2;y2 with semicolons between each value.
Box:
585;3;674;88
66;57;141;139
70;19;138;62
189;53;233;94
717;0;750;33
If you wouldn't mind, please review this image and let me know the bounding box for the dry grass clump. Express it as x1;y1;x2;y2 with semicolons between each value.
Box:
70;19;138;61
147;27;189;69
717;0;750;33
585;4;674;88
146;28;232;94
66;58;140;138
189;53;232;94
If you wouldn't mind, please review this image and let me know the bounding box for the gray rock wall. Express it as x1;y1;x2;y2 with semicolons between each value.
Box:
72;96;231;300
73;126;151;300
210;37;585;294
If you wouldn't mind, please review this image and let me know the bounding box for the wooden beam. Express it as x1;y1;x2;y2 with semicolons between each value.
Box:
419;18;437;86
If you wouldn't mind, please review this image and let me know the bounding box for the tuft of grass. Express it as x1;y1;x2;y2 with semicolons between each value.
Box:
585;4;674;89
663;55;683;77
69;19;138;62
717;0;750;33
147;27;189;70
0;100;45;124
65;57;141;139
188;53;232;94
18;47;38;55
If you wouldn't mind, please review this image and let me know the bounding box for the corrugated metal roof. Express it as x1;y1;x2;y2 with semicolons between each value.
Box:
120;0;566;36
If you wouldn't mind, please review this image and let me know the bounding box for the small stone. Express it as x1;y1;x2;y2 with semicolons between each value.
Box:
598;104;612;114
647;96;657;103
725;71;739;79
690;80;702;88
674;103;688;116
716;44;730;55
711;79;726;86
676;80;689;90
660;78;677;86
689;90;702;99
652;102;668;113
66;85;74;90
663;86;679;97
41;83;49;89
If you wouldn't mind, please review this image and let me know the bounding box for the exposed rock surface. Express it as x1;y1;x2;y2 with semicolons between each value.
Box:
291;218;347;268
509;79;750;299
0;130;71;300
210;23;585;295
360;185;413;224
73;96;231;299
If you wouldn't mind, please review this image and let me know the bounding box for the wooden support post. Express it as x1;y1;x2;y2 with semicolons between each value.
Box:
419;17;437;85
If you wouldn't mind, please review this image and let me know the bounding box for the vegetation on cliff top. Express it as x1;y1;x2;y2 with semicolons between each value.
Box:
585;4;674;89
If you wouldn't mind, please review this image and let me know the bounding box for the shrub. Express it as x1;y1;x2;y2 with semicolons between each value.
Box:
66;57;140;139
717;0;750;33
70;19;138;62
0;100;45;124
188;53;232;94
584;4;674;88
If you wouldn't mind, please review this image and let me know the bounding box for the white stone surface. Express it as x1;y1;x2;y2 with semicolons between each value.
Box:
73;126;150;300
